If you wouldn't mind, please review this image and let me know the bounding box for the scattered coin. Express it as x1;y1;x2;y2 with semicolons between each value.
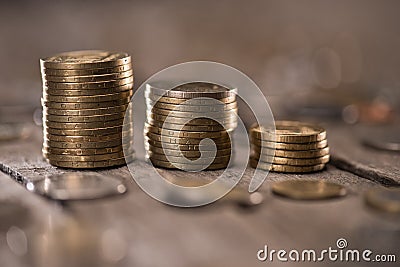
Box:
26;173;127;200
364;187;400;213
40;50;135;168
362;136;400;152
271;180;347;200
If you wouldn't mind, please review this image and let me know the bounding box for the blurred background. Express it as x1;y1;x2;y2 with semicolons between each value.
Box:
1;0;399;124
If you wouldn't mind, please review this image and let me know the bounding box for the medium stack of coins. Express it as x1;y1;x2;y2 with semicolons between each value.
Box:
40;50;135;168
144;82;238;170
249;121;330;173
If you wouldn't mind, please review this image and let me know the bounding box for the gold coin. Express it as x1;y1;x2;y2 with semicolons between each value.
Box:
43;89;133;103
40;50;131;70
147;113;237;126
145;131;231;144
45;124;133;136
43;143;133;156
271;180;347;200
147;82;237;99
42;64;132;76
42;69;134;83
250;121;327;144
147;158;228;170
249;158;326;173
252;138;328;150
364;187;400;213
44;111;130;123
144;123;231;138
44;118;126;129
41;97;131;109
44;139;132;149
43;150;129;161
145;144;231;158
147;106;237;119
43;104;129;116
145;136;232;151
44;76;133;90
252;145;330;159
44;84;132;96
146;152;231;165
146;99;237;112
46;154;135;169
44;131;132;142
145;91;236;105
146;119;235;132
253;154;330;166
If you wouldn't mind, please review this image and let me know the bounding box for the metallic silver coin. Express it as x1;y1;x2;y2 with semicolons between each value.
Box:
26;173;127;200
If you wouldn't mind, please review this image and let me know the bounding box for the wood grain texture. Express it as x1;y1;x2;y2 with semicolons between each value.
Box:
0;124;399;266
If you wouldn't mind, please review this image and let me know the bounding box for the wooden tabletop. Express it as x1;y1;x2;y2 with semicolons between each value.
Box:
0;121;399;267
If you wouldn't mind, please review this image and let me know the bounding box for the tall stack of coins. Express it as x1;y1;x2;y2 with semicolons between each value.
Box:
40;50;135;168
250;121;330;173
144;82;237;170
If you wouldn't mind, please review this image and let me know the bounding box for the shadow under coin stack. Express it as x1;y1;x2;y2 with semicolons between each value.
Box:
40;50;135;168
144;82;238;170
249;121;330;173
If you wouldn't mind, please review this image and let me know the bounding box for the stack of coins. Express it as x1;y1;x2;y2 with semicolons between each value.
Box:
144;82;238;170
249;121;330;173
40;50;135;169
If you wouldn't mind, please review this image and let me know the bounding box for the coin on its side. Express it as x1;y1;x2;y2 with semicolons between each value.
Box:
145;137;232;151
44;118;126;129
42;143;133;156
44;111;129;123
252;146;330;159
147;106;238;119
146;120;234;132
250;121;327;144
44;130;132;142
147;158;228;170
146;152;231;165
144;123;231;139
43;90;133;103
42;150;131;162
148;82;237;99
46;154;135;169
44;84;132;96
252;138;328;150
145;144;231;158
145;91;236;105
271;180;347;200
42;69;134;83
42;64;132;76
44;76;133;90
45;124;133;136
43;104;129;116
253;154;330;166
44;139;131;149
147;99;237;112
364;187;400;213
41;98;131;110
145;131;231;144
249;158;326;173
147;113;237;126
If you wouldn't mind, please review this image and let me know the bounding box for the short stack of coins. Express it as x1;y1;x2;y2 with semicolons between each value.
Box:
144;82;238;170
249;121;330;173
40;50;135;168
